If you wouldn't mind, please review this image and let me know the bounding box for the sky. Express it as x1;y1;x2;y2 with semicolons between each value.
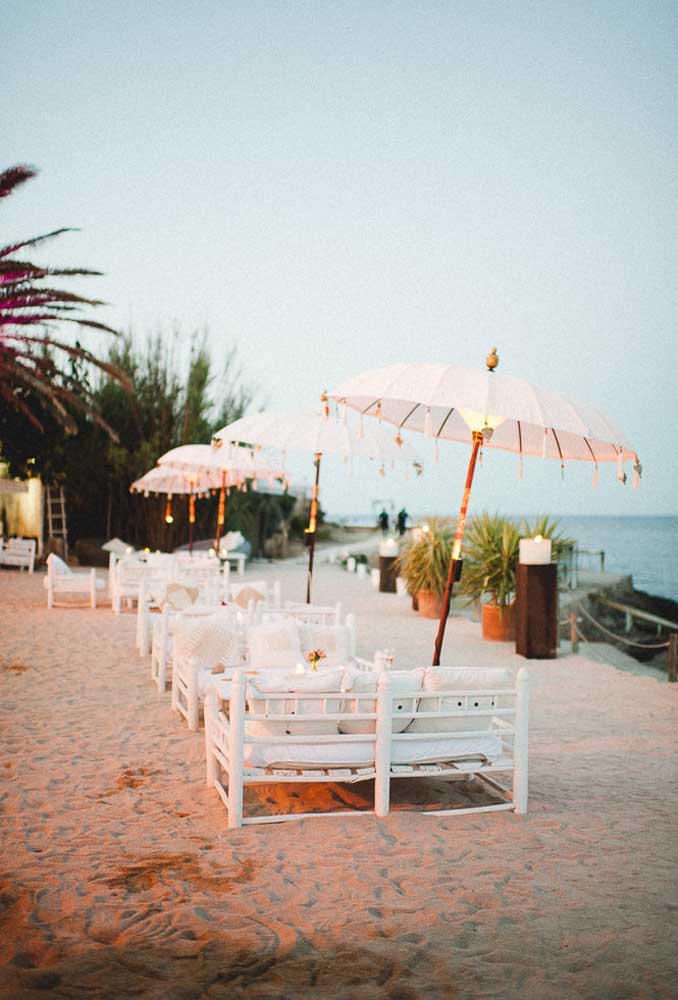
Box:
4;1;677;519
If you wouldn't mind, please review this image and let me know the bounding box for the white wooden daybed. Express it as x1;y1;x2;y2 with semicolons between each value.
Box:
204;665;528;827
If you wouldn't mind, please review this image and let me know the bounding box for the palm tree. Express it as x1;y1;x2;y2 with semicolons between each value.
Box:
0;164;129;436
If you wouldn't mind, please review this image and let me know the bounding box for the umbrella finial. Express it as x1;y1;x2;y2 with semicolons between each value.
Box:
486;347;499;372
320;390;329;418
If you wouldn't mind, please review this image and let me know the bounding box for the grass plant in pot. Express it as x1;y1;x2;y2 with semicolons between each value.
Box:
394;519;453;618
459;511;520;641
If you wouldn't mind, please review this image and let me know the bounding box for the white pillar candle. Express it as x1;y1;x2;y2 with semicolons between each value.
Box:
519;535;552;564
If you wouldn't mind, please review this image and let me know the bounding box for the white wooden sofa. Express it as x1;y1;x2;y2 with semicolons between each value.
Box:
44;554;104;608
219;531;248;576
0;538;36;573
171;616;358;732
204;665;528;827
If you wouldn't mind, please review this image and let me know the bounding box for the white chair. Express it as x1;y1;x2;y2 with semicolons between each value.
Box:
171;613;242;730
205;666;528;828
0;537;36;573
219;531;248;575
44;554;103;608
275;601;343;625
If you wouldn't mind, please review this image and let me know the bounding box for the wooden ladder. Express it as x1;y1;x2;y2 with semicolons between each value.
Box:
46;486;68;560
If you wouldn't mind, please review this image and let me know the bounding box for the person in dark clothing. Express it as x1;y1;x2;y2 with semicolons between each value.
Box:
396;508;408;536
378;509;389;535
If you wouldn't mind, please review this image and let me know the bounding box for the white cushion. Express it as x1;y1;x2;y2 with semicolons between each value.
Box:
298;624;351;668
163;582;199;611
102;537;133;555
339;669;425;735
247;619;302;670
243;733;502;770
408;667;512;734
222;530;244;551
246;668;344;738
47;554;71;575
177;615;238;668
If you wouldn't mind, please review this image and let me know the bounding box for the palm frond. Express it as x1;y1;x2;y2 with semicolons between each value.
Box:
0;165;37;199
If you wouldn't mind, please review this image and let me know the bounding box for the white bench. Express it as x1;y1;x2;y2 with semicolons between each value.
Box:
0;538;36;573
44;554;104;608
204;665;528;827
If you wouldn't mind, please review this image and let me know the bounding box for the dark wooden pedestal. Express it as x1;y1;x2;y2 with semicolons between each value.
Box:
515;562;558;659
379;555;398;593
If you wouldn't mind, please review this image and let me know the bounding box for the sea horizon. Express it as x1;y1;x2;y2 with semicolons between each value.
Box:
331;513;678;603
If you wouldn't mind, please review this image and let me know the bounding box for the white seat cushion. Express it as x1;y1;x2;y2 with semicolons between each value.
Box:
243;733;502;770
246;668;344;737
177;614;238;668
339;669;424;735
408;667;512;734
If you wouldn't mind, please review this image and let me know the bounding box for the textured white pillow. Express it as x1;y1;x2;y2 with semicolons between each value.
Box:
163;582;199;611
339;669;425;735
246;668;344;737
247;619;302;669
176;616;238;668
298;624;351;668
408;667;512;734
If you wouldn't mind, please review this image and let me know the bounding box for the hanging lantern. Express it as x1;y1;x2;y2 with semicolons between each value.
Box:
164;495;174;524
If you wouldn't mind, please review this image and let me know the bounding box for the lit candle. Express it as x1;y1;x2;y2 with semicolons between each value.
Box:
295;662;305;675
519;535;552;564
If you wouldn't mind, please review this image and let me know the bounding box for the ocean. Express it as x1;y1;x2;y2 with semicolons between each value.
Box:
337;515;678;603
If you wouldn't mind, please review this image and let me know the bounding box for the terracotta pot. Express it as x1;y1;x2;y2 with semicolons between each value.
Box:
417;590;443;619
481;602;516;642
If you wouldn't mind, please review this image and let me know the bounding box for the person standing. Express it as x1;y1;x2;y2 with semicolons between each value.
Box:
378;508;389;535
396;508;408;536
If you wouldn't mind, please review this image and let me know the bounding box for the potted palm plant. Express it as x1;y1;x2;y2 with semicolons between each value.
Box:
459;512;520;641
394;519;454;618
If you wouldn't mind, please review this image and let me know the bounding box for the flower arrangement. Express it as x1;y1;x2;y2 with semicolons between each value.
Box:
306;648;326;672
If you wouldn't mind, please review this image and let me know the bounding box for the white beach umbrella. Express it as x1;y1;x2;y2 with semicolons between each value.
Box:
131;465;224;551
329;349;642;663
157;443;285;552
214;401;421;601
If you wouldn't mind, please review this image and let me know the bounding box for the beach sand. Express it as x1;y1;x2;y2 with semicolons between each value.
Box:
1;562;676;999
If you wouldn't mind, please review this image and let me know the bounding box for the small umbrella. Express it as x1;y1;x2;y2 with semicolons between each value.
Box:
214;397;421;602
157;443;285;554
131;465;223;551
330;349;641;663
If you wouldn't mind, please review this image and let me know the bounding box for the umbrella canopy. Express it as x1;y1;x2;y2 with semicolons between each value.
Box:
329;352;641;664
329;361;638;469
213;408;420;464
156;442;286;556
130;465;222;496
215;406;421;602
157;443;283;483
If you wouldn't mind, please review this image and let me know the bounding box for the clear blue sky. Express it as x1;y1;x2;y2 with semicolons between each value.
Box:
4;1;677;518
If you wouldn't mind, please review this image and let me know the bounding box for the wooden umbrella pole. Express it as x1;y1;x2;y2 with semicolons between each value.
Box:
305;452;322;604
189;488;196;554
432;430;484;666
214;471;226;554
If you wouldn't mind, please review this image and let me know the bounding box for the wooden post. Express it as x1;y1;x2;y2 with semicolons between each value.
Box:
227;671;246;829
668;634;678;683
374;672;393;818
432;431;483;666
214;471;227;554
569;610;578;653
513;668;529;814
305;452;322;604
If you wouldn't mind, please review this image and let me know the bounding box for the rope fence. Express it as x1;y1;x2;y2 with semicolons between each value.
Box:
559;599;677;682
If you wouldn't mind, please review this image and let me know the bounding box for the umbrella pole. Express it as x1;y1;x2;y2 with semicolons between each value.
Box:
432;430;483;666
214;472;226;554
189;489;196;554
305;452;322;604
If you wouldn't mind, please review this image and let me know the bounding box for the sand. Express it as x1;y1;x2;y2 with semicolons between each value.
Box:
1;561;677;999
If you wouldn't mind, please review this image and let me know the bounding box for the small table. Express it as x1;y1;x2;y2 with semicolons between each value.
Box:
379;555;398;593
515;562;558;659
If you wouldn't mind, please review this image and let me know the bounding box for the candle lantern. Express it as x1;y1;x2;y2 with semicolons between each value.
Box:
519;534;552;564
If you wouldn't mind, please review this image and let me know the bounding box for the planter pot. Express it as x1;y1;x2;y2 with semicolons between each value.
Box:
481;602;516;642
417;589;443;619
